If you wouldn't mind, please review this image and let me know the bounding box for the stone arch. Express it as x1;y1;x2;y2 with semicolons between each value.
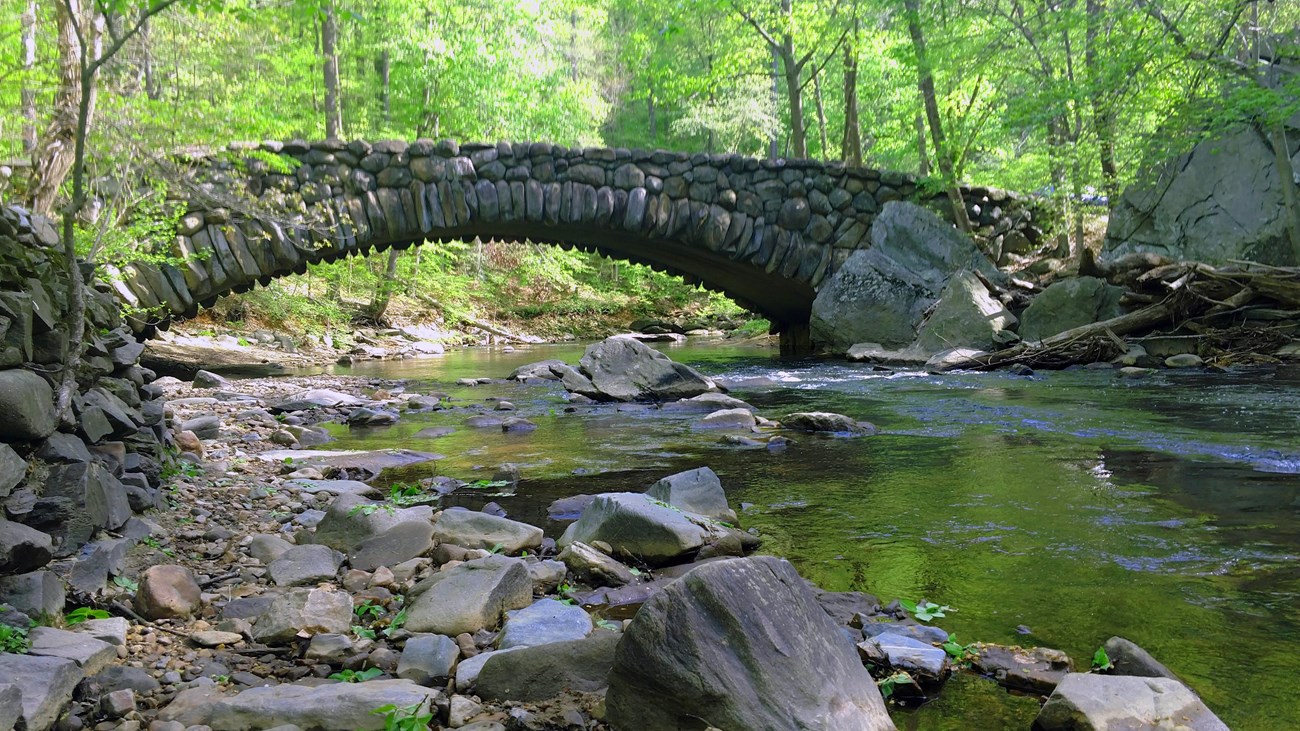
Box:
109;139;1043;353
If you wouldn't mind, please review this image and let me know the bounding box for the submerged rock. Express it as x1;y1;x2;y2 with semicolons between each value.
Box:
970;643;1073;694
781;412;877;436
606;556;895;731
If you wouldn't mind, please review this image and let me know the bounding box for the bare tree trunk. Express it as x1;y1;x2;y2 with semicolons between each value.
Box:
1084;0;1118;208
647;83;657;144
1268;122;1300;262
141;16;161;100
30;0;101;216
769;49;781;159
370;247;401;324
903;0;971;232
21;0;38;154
378;49;390;128
322;0;342;139
812;70;829;160
916;113;930;176
841;39;863;166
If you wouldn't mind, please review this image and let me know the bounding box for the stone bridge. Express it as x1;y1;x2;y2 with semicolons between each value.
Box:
110;139;1042;353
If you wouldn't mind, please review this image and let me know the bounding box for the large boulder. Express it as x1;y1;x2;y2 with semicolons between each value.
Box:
250;587;354;643
405;555;533;636
134;565;202;620
1035;673;1228;731
915;271;1018;354
0;443;26;498
431;509;543;555
1019;277;1124;342
645;467;736;523
266;544;342;586
0;519;52;574
606;556;894;731
0;369;57;440
159;679;440;731
1104;126;1300;266
572;337;716;402
496;598;593;650
0;654;83;731
40;462;132;550
558;493;713;566
475;633;620;702
811;201;999;351
306;493;434;553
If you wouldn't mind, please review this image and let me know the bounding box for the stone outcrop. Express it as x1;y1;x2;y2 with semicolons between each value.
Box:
810;202;1003;352
606;556;895;731
1104;125;1300;266
1018;276;1124;342
0;205;168;618
1034;673;1228;731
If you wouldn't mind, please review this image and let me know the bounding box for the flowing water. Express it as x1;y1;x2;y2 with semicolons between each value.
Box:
308;340;1300;730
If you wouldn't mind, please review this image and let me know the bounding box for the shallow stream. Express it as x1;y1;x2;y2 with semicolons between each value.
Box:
309;340;1299;730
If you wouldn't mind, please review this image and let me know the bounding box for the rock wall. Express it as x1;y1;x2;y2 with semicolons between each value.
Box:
1104;123;1300;266
0;204;167;615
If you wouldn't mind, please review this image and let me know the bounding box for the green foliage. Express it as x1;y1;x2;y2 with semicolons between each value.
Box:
329;667;384;683
0;623;30;654
941;633;978;664
1092;646;1114;672
876;671;918;700
65;607;111;626
112;576;139;593
898;599;954;623
352;625;378;640
372;702;434;731
381;609;407;638
354;600;383;620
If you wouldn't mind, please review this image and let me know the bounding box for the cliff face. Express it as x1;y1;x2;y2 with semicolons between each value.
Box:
0;204;167;611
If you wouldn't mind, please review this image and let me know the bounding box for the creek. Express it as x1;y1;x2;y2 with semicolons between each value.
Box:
303;339;1299;730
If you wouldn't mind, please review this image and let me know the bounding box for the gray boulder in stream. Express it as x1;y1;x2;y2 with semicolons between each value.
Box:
570;336;716;402
645;466;737;523
558;492;713;566
606;556;895;731
1034;674;1228;731
810;201;1000;352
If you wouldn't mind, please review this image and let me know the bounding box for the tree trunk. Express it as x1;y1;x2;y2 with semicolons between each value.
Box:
780;46;807;159
812;70;829;160
1084;0;1119;208
30;0;101;216
21;0;38;154
1267;122;1300;263
370;247;401;324
841;40;863;165
378;49;391;128
903;0;971;232
769;49;781;159
647;84;657;144
141;16;161;100
916;113;930;176
322;0;342;139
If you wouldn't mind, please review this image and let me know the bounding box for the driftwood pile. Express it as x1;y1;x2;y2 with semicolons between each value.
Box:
938;252;1300;371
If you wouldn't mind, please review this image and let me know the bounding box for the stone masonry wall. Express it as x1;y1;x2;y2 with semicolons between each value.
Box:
110;139;1044;331
0;205;167;619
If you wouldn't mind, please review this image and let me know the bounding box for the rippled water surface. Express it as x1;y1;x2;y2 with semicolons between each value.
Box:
311;341;1300;730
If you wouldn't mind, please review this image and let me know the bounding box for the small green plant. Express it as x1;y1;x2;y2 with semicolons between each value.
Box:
596;619;622;632
465;479;510;489
112;576;139;593
382;609;408;638
329;667;384;683
0;623;30;653
237;337;252;347
876;671;917;700
488;542;506;555
1091;646;1114;672
898;599;954;623
355;601;383;620
372;701;434;731
213;674;231;684
941;634;979;663
65;607;111;626
348;503;396;517
352;625;377;640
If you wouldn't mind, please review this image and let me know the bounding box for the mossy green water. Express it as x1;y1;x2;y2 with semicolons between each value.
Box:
322;345;1300;729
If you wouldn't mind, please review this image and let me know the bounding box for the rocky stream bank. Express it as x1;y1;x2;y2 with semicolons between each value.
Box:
1;324;1232;731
